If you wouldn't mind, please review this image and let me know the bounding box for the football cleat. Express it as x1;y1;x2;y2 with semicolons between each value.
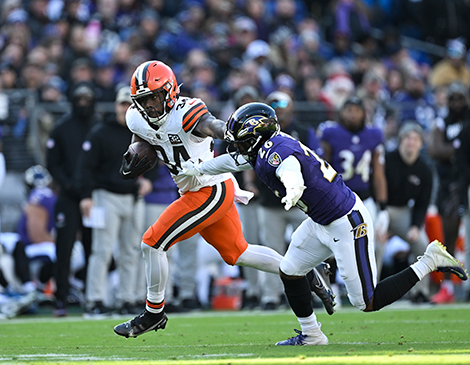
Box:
114;310;168;338
310;264;336;315
276;327;329;346
419;240;469;281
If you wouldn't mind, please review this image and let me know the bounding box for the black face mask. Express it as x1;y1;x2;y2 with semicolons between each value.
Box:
71;82;96;120
72;100;95;120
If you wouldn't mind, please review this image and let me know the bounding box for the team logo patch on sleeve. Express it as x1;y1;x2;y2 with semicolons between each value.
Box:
268;152;282;167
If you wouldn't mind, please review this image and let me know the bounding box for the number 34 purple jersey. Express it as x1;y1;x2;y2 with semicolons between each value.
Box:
251;132;356;225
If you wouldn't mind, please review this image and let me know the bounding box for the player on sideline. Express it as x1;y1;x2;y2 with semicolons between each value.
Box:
180;102;469;346
113;61;334;338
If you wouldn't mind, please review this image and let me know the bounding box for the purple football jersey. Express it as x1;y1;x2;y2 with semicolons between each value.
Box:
252;132;356;225
144;164;179;205
319;122;383;195
17;187;57;246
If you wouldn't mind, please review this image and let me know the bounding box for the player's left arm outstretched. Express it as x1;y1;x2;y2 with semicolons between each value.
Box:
192;113;226;139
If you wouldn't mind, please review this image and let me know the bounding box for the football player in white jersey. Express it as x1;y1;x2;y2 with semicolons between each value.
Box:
113;60;334;338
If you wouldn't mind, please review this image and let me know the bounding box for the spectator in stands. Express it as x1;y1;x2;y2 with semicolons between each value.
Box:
385;68;404;99
61;25;93;82
433;85;449;119
20;62;44;91
356;69;390;127
166;4;207;64
69;58;94;88
131;11;165;60
269;26;298;78
427;82;470;304
243;0;270;41
393;70;436;134
268;0;306;35
244;40;275;97
319;71;355;112
384;122;433;302
326;0;371;44
429;38;470;89
0;62;18;90
301;73;323;104
93;63;117;103
46;81;100;316
27;0;53;43
232;16;259;56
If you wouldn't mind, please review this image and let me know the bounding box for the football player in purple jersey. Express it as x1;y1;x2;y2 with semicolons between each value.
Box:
180;102;468;346
319;97;389;275
319;97;388;237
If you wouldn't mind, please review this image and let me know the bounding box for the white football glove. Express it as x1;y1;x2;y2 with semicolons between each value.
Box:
281;186;306;211
179;159;202;176
375;210;390;238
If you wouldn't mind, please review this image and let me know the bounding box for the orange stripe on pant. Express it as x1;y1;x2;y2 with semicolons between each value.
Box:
142;179;248;265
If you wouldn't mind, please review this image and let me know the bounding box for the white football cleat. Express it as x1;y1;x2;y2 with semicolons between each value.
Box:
276;324;329;346
419;240;468;281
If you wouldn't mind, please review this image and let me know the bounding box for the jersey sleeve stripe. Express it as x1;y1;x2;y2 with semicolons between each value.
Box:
183;103;205;124
183;104;208;131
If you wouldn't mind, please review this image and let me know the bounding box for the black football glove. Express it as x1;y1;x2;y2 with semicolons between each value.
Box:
119;151;153;180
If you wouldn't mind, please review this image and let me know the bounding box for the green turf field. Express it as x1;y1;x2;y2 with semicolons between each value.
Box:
1;304;469;364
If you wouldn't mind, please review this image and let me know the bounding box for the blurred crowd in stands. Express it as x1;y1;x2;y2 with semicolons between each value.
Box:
1;0;470;317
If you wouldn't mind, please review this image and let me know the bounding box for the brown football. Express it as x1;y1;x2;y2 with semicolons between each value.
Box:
127;141;158;168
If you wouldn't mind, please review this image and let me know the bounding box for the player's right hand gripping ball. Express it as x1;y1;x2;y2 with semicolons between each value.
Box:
120;141;157;179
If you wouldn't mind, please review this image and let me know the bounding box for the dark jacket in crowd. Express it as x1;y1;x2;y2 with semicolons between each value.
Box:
385;149;433;228
76;113;139;199
46;112;100;200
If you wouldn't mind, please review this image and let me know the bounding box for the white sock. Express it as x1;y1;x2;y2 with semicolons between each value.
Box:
298;313;319;335
410;259;433;280
142;242;167;314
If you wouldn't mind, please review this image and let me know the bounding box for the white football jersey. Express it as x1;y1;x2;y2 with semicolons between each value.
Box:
126;96;230;194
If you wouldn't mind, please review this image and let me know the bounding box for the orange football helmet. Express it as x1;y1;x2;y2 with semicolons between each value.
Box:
130;60;179;127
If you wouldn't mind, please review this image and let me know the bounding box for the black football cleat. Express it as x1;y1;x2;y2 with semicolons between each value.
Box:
114;310;168;338
310;264;336;315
